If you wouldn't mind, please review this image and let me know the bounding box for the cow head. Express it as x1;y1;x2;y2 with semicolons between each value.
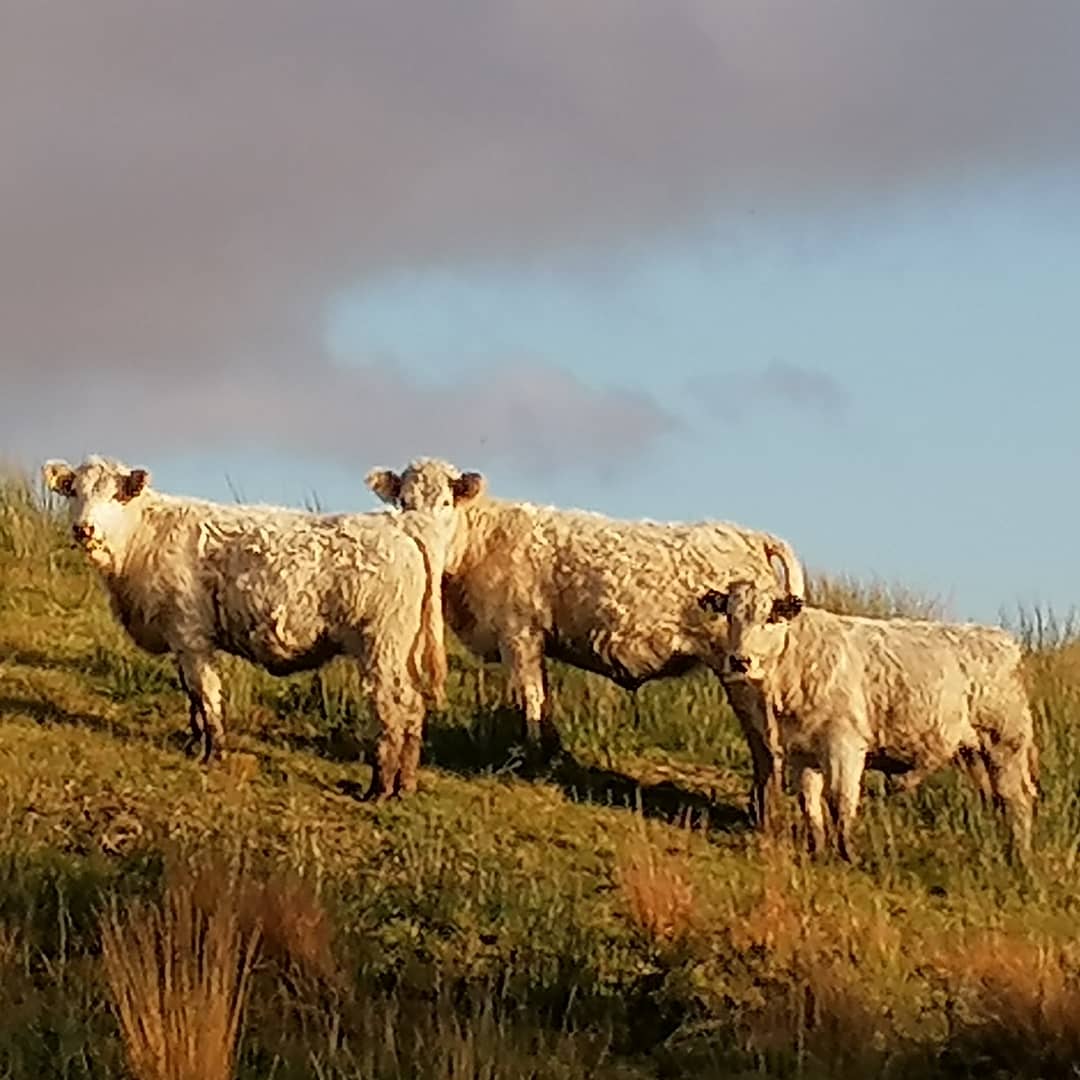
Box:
365;459;485;573
366;458;485;512
699;579;803;681
42;456;151;570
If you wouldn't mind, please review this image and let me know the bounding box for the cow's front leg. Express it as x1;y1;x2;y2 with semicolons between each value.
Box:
176;652;225;764
798;766;827;856
722;679;783;831
365;662;426;802
176;664;205;758
825;737;867;862
500;632;561;759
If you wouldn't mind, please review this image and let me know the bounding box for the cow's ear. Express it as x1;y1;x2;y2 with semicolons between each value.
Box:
769;594;804;622
117;468;150;503
451;471;485;504
365;468;402;505
42;460;76;497
698;589;729;615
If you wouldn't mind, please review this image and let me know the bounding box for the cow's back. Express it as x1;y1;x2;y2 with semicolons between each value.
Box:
205;513;423;672
778;610;977;762
450;499;791;683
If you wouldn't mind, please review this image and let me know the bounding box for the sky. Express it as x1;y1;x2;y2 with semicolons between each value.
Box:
2;1;1078;621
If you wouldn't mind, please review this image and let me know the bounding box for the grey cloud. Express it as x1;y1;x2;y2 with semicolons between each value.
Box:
689;362;850;423
4;357;676;479
1;1;1077;465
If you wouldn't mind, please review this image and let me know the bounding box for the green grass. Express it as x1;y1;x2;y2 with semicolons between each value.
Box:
1;472;1079;1077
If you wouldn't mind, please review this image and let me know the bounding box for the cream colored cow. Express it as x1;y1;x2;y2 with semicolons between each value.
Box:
366;457;807;827
701;569;1039;864
44;455;453;800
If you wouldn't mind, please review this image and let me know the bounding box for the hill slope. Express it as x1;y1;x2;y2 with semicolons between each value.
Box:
1;480;1079;1078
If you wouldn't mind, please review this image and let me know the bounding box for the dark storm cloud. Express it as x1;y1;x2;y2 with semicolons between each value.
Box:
2;1;1076;467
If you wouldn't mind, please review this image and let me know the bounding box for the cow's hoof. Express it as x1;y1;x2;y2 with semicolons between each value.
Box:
540;734;565;765
361;785;394;804
200;743;227;767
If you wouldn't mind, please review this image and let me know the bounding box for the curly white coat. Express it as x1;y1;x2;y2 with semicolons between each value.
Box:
44;455;452;799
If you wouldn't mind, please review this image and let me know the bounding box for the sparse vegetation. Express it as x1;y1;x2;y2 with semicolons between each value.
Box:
0;470;1078;1077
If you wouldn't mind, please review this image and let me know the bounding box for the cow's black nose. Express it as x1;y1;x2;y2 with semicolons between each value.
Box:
729;655;750;674
72;524;94;544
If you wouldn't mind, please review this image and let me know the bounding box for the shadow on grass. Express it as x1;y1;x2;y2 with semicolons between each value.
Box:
0;691;201;769
0;693;115;733
3;646;115;678
1;662;743;835
551;757;748;832
422;705;748;833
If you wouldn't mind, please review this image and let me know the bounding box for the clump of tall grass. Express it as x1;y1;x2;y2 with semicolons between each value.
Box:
931;931;1080;1074
615;839;696;947
0;471;64;562
807;571;946;620
100;860;261;1080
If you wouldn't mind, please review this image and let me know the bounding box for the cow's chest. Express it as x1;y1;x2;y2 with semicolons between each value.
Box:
109;590;170;654
443;579;502;661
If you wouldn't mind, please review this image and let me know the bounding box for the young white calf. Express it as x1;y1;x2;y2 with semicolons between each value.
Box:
44;456;452;800
700;577;1038;863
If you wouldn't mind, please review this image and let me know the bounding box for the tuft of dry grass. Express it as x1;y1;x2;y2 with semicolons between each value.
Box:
241;871;337;985
180;854;338;986
615;839;696;946
807;571;946;621
100;864;261;1080
933;931;1080;1067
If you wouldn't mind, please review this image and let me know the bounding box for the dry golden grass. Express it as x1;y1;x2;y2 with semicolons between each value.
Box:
236;870;337;985
615;838;696;946
807;570;946;620
100;863;261;1080
932;931;1080;1066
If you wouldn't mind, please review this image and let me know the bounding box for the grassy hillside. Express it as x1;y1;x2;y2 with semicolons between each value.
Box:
1;475;1079;1078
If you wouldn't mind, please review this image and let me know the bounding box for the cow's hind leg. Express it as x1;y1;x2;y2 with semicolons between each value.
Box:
986;739;1038;868
395;698;426;797
958;746;995;809
176;653;225;764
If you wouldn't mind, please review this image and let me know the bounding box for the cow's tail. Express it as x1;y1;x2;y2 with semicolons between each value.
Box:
760;533;806;601
1027;733;1041;807
408;525;449;711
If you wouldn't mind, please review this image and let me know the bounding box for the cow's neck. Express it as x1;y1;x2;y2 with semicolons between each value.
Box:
771;607;836;715
100;498;167;584
449;501;492;576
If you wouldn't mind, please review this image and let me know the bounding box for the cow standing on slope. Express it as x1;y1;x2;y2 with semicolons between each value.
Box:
366;457;807;827
699;568;1039;864
43;456;453;800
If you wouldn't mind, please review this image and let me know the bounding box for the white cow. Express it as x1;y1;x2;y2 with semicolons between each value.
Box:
699;571;1039;863
366;457;807;827
43;456;453;800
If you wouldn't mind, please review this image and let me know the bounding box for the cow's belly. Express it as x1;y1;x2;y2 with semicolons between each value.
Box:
215;589;343;674
546;635;699;690
220;626;341;676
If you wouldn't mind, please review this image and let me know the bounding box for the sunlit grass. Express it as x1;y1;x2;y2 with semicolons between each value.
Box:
0;473;1076;1077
